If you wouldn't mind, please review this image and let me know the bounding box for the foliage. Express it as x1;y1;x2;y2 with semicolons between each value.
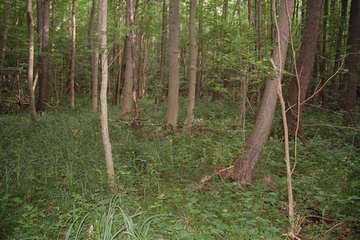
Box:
0;99;359;239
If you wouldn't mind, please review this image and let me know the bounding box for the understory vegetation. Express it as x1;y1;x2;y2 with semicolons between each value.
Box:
0;98;359;239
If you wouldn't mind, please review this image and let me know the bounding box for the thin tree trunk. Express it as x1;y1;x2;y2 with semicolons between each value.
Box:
285;0;323;136
70;0;76;109
183;0;197;133
232;0;294;185
27;0;37;121
195;0;203;101
0;0;10;84
89;0;98;113
99;0;116;193
163;0;180;129
156;0;168;104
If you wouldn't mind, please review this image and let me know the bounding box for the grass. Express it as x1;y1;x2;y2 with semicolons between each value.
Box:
0;97;359;239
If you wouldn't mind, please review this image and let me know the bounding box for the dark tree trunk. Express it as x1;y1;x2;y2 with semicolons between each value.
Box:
37;0;50;111
232;0;294;185
343;0;360;123
285;0;323;137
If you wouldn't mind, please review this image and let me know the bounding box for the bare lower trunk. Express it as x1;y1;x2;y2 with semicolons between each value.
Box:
232;0;294;185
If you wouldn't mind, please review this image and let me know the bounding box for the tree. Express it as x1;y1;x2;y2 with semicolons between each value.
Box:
27;0;37;121
37;0;50;111
155;0;168;104
99;0;116;193
163;0;180;129
69;0;76;109
285;0;323;136
0;0;10;84
183;0;197;133
120;0;137;121
232;0;294;185
343;0;360;118
89;0;99;113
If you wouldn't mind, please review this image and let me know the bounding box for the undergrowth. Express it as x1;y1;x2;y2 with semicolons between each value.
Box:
0;98;359;239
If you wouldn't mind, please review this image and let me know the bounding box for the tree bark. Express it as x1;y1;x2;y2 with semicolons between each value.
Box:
155;0;168;104
37;0;50;111
343;0;360;117
183;0;197;133
89;0;98;113
195;0;204;101
99;0;116;193
163;0;180;129
285;0;323;136
232;0;294;185
70;0;76;109
27;0;37;121
0;0;10;84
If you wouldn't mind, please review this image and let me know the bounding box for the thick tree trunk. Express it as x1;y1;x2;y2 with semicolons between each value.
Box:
37;0;50;111
285;0;323;136
27;0;37;121
183;0;197;133
343;0;360;118
232;0;294;185
163;0;180;129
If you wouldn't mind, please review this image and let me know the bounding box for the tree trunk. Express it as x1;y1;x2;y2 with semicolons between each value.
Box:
120;0;135;121
343;0;360;115
183;0;197;133
232;0;294;185
155;0;168;104
0;0;10;84
27;0;37;121
70;0;76;109
285;0;323;137
331;0;348;108
37;0;50;111
99;0;116;193
89;0;98;113
195;0;204;101
163;0;180;129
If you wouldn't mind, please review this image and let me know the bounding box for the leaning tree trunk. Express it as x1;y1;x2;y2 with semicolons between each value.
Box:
285;0;323;136
232;0;294;186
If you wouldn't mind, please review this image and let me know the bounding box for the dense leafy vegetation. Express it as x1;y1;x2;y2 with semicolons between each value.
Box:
0;98;359;239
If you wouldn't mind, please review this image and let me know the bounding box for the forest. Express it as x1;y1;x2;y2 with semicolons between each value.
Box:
0;0;359;239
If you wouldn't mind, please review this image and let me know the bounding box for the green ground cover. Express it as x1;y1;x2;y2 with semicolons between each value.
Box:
0;98;359;239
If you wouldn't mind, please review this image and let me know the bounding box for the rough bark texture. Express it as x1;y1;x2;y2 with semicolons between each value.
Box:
163;0;180;129
183;0;197;133
120;2;135;121
27;0;37;121
286;0;323;136
0;0;10;83
343;0;360;116
37;0;50;111
232;0;294;185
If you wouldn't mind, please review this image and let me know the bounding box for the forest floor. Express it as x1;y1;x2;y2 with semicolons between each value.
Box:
0;97;359;239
